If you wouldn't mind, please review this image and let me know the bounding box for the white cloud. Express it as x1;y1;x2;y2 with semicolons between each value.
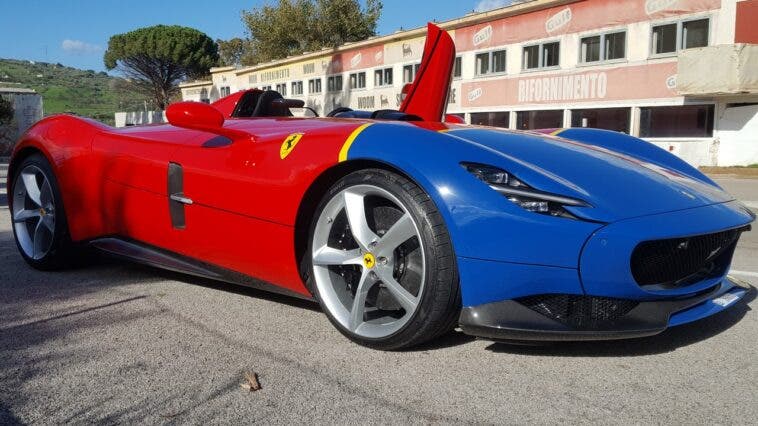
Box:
61;39;102;55
474;0;513;12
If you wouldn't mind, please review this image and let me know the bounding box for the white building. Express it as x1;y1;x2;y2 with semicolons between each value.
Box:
182;0;758;167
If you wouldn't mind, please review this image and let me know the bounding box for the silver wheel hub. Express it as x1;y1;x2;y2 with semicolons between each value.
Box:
312;184;426;339
12;165;56;260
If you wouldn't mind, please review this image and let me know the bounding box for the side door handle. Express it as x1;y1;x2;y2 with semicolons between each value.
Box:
169;194;193;205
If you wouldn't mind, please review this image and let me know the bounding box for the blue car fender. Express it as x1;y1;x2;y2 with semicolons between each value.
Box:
342;123;599;306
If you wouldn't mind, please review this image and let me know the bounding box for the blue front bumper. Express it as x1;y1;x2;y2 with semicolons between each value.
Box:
456;201;755;341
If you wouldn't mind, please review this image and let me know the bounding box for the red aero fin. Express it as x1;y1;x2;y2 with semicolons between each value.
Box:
399;23;456;122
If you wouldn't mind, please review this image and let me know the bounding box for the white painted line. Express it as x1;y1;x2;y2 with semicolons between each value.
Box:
730;270;758;278
743;201;758;209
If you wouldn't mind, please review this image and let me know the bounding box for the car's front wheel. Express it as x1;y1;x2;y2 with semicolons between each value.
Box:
306;169;460;350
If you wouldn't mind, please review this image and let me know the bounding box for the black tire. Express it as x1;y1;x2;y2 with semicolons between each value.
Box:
305;168;461;350
9;153;78;270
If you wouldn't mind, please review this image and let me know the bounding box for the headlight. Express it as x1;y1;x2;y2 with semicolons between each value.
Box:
461;162;589;219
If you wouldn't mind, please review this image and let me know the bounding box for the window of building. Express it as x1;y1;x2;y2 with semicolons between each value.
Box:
652;18;709;55
349;72;366;90
374;67;393;87
327;75;343;92
682;19;709;49
492;50;507;73
475;50;507;76
261;85;272;91
402;63;421;84
571;108;631;133
453;56;462;78
542;42;560;67
516;110;563;130
580;31;626;63
308;78;322;94
523;45;539;70
523;42;560;70
275;83;287;96
639;105;714;138
291;81;303;96
581;36;601;63
470;111;510;128
605;31;626;60
475;52;490;75
220;86;231;97
652;23;678;54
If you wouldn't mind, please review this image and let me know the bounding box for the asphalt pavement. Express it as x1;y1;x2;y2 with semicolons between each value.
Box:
1;164;757;424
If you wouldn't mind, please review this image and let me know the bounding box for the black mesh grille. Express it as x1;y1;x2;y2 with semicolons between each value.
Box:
517;294;638;329
630;227;746;287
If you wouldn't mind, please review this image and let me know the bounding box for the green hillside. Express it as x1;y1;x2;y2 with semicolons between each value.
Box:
0;59;149;125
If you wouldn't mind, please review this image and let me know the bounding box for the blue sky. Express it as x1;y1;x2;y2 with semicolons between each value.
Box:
0;0;511;72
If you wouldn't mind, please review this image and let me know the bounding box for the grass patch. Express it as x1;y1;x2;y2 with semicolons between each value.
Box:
0;58;149;126
700;166;758;177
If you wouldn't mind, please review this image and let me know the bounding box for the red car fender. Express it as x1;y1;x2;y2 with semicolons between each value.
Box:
10;116;113;241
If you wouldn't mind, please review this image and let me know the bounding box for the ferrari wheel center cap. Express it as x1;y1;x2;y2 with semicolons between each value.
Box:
363;253;376;269
39;208;47;217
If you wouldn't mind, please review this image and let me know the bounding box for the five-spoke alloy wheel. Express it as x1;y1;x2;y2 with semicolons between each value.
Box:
10;154;74;270
307;169;460;350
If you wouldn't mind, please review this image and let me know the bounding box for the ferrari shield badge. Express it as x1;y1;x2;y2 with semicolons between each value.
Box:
280;133;304;159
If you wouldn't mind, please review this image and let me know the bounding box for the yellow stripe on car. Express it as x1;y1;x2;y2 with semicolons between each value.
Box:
338;123;374;162
550;128;565;136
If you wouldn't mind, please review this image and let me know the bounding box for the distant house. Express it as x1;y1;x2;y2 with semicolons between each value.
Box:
0;87;43;157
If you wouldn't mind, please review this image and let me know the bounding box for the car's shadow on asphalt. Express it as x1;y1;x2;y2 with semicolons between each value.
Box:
109;256;758;355
115;259;322;312
6;237;752;358
484;287;755;357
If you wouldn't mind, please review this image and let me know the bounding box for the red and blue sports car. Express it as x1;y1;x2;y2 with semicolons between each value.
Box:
8;24;754;349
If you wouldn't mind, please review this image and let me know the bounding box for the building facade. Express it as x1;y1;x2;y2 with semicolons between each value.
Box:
181;0;758;167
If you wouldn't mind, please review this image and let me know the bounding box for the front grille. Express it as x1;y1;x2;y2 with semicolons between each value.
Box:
517;294;638;329
630;227;747;287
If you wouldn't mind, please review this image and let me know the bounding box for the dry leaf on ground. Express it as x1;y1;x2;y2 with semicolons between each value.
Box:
241;371;261;392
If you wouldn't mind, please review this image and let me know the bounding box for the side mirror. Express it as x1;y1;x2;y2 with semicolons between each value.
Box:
166;102;251;141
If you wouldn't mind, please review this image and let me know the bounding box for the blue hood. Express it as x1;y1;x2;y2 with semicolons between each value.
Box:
443;128;732;223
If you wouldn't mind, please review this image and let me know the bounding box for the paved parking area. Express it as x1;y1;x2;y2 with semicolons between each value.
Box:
1;163;757;424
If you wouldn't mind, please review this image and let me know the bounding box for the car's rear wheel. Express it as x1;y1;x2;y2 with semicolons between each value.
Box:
10;153;77;270
306;169;460;350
